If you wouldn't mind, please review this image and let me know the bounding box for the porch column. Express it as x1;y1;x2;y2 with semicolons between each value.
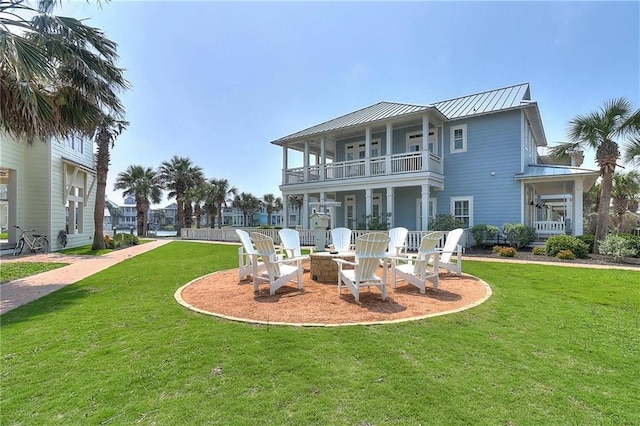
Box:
304;141;310;181
365;127;371;176
302;193;309;229
574;178;584;236
422;116;430;171
282;144;288;185
386;186;394;228
386;123;393;174
282;194;289;228
320;137;326;181
421;184;430;231
318;192;325;215
365;188;373;224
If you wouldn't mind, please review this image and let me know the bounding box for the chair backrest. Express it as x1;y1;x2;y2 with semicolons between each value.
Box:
250;232;281;276
278;228;302;258
354;232;390;280
387;227;408;255
331;227;352;252
441;228;464;263
414;231;444;274
236;229;256;255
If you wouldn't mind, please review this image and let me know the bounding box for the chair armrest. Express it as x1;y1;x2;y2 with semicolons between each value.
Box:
333;258;358;267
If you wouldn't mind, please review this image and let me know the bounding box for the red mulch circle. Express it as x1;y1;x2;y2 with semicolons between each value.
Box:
176;263;491;326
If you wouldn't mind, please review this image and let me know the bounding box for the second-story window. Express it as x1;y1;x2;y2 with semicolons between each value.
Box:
65;135;84;154
450;124;467;153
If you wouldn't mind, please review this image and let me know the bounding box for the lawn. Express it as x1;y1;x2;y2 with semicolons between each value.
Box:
1;242;639;424
0;262;68;284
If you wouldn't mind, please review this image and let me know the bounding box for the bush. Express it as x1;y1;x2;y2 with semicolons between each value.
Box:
532;246;545;256
598;234;639;260
104;235;114;249
499;247;516;257
502;223;536;248
492;245;502;254
576;234;595;253
544;235;589;259
556;250;576;260
616;233;640;257
470;224;500;247
112;233;139;249
428;214;465;231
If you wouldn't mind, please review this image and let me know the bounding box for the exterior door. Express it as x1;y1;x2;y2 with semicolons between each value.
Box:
345;195;356;229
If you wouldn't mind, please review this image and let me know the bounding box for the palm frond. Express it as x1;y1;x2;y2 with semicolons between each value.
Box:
547;142;583;161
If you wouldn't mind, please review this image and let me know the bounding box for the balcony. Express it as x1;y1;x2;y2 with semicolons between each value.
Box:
283;152;442;185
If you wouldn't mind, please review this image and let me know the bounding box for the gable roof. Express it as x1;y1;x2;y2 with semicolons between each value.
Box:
271;83;534;145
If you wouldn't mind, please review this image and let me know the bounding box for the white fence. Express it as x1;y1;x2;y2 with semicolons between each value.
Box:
533;221;565;236
181;227;470;251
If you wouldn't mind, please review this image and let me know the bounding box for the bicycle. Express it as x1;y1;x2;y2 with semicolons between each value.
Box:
58;229;68;248
13;225;49;255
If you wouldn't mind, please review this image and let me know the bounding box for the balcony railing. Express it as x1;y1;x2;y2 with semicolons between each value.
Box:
283;152;442;185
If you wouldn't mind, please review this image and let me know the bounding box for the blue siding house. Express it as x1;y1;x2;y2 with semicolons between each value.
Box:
272;83;599;237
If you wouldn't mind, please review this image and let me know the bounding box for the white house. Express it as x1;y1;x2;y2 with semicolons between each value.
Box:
0;133;97;251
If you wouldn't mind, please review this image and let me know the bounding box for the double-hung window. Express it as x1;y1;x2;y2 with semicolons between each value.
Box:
450;124;467;153
451;197;473;228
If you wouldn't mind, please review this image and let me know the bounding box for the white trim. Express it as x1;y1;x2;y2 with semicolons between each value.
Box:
450;196;473;227
406;131;422;153
344;194;356;229
450;124;467;154
416;197;437;230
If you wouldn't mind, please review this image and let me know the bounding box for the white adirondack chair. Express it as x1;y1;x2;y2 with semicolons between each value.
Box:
392;231;444;293
330;227;353;252
334;232;390;302
236;229;265;281
435;228;464;276
278;228;311;260
387;227;409;257
250;232;304;296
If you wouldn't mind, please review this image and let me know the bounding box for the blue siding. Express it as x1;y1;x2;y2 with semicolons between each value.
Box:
394;187;420;229
437;110;522;229
335;130;389;161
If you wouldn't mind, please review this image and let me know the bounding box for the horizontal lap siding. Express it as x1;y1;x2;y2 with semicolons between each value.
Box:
438;110;522;229
394;186;420;229
23;140;51;239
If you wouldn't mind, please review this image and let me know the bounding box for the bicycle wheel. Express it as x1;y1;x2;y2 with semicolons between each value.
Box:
34;237;49;253
13;239;25;256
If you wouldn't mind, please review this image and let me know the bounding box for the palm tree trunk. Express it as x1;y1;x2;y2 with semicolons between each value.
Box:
92;133;109;250
595;169;614;252
217;204;223;229
176;195;184;232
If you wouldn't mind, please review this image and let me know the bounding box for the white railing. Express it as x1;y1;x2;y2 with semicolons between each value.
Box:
534;221;565;236
181;227;470;250
284;152;442;185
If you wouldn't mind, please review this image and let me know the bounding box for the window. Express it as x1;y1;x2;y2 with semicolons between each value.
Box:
416;198;437;230
406;131;422;153
66;187;84;234
65;135;84;154
451;197;473;227
450;124;467;153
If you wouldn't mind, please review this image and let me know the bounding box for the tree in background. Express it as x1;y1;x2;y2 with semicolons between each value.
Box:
157;156;204;232
208;178;238;228
187;183;208;228
288;195;304;227
262;193;282;227
611;171;640;232
232;192;261;227
550;98;640;251
113;165;162;236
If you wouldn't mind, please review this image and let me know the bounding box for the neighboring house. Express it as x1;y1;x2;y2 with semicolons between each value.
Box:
271;83;599;237
0;133;97;251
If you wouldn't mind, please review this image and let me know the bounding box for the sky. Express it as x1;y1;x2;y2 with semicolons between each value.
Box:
53;1;640;207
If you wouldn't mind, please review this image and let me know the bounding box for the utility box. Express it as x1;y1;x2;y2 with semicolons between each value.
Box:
310;212;331;251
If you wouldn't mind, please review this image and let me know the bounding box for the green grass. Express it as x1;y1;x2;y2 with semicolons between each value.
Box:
1;242;639;424
0;231;8;239
0;262;68;284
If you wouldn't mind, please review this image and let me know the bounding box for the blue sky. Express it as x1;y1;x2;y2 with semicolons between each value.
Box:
56;1;639;207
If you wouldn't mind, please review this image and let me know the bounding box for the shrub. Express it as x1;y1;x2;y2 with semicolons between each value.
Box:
499;247;516;257
112;233;139;249
616;233;640;257
532;246;545;255
470;224;500;247
502;223;536;248
104;235;114;249
544;235;589;259
492;245;502;254
556;249;576;260
576;234;595;253
598;234;639;260
429;214;465;231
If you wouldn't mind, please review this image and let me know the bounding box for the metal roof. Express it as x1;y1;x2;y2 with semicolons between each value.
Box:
272;83;533;144
514;164;599;180
432;83;530;119
272;102;434;144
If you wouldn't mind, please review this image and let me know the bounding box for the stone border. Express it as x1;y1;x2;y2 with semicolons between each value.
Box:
174;269;493;327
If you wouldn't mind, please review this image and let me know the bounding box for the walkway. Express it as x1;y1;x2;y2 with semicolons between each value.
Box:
0;240;172;315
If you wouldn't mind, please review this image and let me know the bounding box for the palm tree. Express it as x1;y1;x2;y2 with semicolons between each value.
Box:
1;0;129;142
92;116;128;250
187;183;208;228
288;195;304;227
550;98;640;251
113;165;162;237
262;193;282;227
209;178;238;229
611;171;640;232
157;156;204;232
232;192;261;227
